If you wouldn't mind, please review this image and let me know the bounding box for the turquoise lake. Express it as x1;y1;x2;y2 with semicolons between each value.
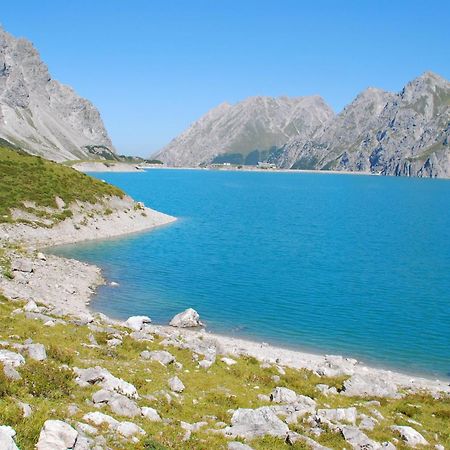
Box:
51;170;450;379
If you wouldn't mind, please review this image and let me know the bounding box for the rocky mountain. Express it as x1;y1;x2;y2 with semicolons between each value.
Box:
0;27;116;162
154;96;334;166
271;71;450;177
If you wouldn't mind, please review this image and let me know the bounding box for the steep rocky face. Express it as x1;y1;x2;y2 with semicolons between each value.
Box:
274;72;450;177
0;27;115;162
154;96;334;166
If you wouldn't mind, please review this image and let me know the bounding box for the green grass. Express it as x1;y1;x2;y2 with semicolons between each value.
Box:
0;146;124;223
0;295;447;449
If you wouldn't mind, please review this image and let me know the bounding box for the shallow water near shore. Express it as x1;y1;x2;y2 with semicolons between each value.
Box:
51;169;450;379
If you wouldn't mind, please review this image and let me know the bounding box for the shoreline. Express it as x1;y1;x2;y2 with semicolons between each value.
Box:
1;210;449;395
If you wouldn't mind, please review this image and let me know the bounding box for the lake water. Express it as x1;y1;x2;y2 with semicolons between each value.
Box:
51;169;450;379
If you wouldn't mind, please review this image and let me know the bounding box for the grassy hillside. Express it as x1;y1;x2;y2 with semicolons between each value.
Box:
0;296;448;449
0;145;124;224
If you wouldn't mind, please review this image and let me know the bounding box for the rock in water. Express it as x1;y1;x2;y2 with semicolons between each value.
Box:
36;420;78;450
169;308;203;328
0;27;116;161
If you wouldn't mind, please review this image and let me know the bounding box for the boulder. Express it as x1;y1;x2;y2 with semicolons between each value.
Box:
36;420;78;450
3;363;21;380
391;426;429;447
141;407;162;422
341;426;381;449
270;387;298;404
228;443;254;450
342;374;398;398
285;431;331;449
26;343;47;361
109;394;141;418
0;350;25;367
224;406;289;439
221;357;237;366
141;350;175;366
24;300;39;312
317;407;357;425
169;308;203;328
0;426;19;450
168;376;185;393
83;412;119;430
74;366;138;399
116;421;145;438
11;258;33;273
124;316;151;331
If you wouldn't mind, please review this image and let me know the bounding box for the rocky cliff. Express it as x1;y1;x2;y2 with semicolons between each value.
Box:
271;72;450;177
154;96;334;166
0;27;116;162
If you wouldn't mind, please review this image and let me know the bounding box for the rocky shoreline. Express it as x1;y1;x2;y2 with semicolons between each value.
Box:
1;204;449;397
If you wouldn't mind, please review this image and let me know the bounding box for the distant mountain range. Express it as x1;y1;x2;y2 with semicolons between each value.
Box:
0;27;115;162
155;72;450;178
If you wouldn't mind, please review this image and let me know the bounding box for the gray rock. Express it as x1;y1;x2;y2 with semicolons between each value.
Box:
140;350;175;366
0;27;116;162
342;374;399;398
391;425;429;447
169;308;203;328
224;406;289;439
228;442;254;450
83;412;119;430
129;331;154;342
25;343;47;361
359;414;377;431
24;300;39;312
0;426;19;450
3;363;21;380
0;350;25;367
317;407;357;425
116;421;145;438
285;431;331;449
168;376;185;393
141;406;162;422
18;401;32;418
221;357;237;366
341;426;382;449
36;420;78;450
108;394;141;418
11;258;33;273
270;387;298;404
124;316;151;331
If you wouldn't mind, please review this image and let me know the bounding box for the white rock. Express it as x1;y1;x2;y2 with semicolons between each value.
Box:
270;387;298;404
221;357;237;366
18;401;32;418
140;350;175;366
391;426;429;447
24;300;39;312
3;363;21;380
341;426;381;449
224;406;289;438
228;443;254;450
83;412;119;430
125;316;151;331
0;425;19;450
116;421;145;437
169;308;203;328
26;343;47;361
317;407;357;425
108;394;141;417
342;374;398;398
141;406;162;422
0;350;25;367
36;420;78;450
168;376;185;393
37;252;47;261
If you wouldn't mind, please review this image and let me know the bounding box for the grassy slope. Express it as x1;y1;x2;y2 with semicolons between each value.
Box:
0;297;448;450
0;146;124;224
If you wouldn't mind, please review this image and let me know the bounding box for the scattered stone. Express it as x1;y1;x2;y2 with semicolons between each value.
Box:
317;407;357;425
391;425;429;447
129;331;154;342
0;425;19;450
270;386;298;404
285;431;330;449
141;350;175;366
168;376;185;393
18;402;32;418
316;384;338;396
109;394;141;418
36;252;47;261
141;407;162;422
224;407;289;439
107;338;122;347
11;258;33;273
359;414;377;431
316;355;357;377
228;442;254;450
24;300;39;312
25;343;47;361
3;363;21;380
198;359;214;369
36;420;78;450
341;426;381;449
221;357;237;366
83;412;119;430
116;421;145;438
124;316;151;331
75;422;98;436
342;374;398;398
169;308;203;328
0;350;25;367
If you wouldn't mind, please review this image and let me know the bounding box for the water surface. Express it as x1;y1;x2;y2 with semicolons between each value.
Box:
51;170;450;378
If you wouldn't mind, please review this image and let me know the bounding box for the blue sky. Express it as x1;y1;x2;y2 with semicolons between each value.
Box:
2;1;450;156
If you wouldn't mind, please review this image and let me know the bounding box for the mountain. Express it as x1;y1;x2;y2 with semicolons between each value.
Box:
271;71;450;177
154;96;334;166
0;27;116;162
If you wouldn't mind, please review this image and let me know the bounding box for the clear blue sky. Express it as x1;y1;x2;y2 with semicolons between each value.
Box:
2;1;450;156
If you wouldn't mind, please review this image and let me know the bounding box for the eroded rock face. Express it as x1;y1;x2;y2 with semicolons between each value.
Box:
169;308;203;328
224;406;289;439
36;420;78;450
0;27;115;161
